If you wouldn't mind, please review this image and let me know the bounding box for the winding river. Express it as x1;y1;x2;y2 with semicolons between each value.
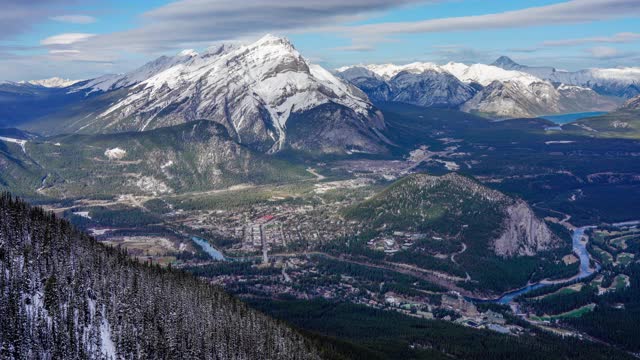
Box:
191;225;609;304
480;226;599;304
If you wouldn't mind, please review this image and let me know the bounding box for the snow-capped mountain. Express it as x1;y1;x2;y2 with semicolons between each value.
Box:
337;63;476;108
56;35;388;154
337;60;621;119
492;56;640;99
441;62;540;87
24;77;82;88
461;80;562;119
75;49;200;93
491;56;557;80
389;70;476;108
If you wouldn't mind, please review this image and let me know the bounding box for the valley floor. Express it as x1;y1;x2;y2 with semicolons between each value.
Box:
4;105;640;356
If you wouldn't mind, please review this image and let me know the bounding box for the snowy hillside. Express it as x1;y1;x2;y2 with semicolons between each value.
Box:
337;60;621;119
61;35;387;154
491;56;640;98
25;77;82;88
0;193;321;359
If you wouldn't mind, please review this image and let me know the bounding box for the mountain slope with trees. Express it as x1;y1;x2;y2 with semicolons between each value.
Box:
0;193;321;359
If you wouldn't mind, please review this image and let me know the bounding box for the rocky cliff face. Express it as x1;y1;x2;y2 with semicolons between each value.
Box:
336;65;475;108
493;200;560;257
335;67;392;103
389;70;476;108
461;80;560;118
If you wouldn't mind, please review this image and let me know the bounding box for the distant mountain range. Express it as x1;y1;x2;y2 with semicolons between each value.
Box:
5;35;389;155
491;56;640;99
2;37;639;152
336;57;633;119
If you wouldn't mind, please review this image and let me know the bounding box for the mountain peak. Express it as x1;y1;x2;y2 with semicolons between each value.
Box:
177;49;198;57
255;33;292;46
492;56;520;67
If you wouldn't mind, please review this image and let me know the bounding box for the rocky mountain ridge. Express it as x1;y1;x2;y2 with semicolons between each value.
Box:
47;35;389;155
492;56;640;99
336;60;619;119
346;173;561;258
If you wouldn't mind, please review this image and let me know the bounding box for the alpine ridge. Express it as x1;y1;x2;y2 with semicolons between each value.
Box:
336;60;622;119
491;56;640;99
40;35;389;155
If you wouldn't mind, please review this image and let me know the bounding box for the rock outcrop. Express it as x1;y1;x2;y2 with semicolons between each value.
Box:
493;200;560;257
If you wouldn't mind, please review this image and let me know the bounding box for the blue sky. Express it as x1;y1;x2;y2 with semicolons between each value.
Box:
2;0;639;80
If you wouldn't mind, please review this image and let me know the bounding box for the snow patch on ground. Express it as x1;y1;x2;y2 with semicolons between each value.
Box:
73;211;92;219
104;147;127;160
545;140;576;145
435;159;460;171
0;136;27;153
100;318;117;359
88;228;114;236
611;120;630;129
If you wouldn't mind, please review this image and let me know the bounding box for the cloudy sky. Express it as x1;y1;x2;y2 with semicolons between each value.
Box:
2;0;640;81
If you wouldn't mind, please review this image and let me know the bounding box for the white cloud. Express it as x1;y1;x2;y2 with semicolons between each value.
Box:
41;33;95;46
49;49;81;55
347;0;640;37
65;0;431;54
50;15;97;24
543;32;640;47
0;0;83;40
587;46;620;59
332;44;376;52
2;0;640;80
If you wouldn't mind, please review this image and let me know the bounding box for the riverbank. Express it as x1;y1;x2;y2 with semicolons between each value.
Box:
470;226;600;304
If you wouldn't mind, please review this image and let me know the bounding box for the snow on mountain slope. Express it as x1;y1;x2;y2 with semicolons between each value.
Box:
441;63;541;87
388;70;476;107
491;56;640;99
338;60;620;118
75;50;199;93
338;61;550;116
548;68;640;98
336;63;476;107
25;77;82;88
341;62;444;80
340;61;540;87
461;80;562;119
62;35;387;154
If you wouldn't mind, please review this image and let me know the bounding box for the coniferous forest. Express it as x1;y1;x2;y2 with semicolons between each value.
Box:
0;193;320;359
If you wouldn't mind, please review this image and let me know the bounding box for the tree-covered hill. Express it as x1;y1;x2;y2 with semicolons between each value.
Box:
0;193;320;359
564;108;640;139
0;120;310;198
342;173;571;293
